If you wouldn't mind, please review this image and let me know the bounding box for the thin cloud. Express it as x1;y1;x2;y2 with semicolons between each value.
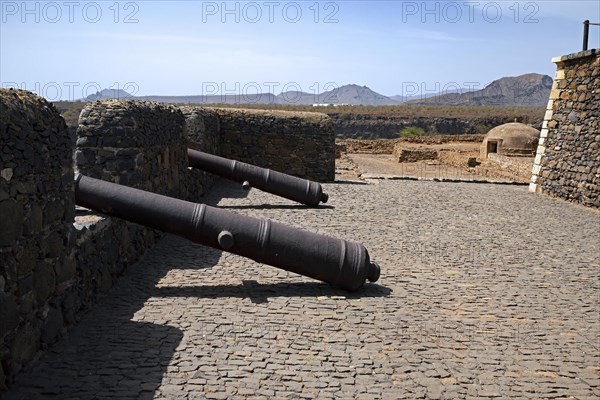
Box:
78;32;227;46
404;28;467;42
468;1;598;23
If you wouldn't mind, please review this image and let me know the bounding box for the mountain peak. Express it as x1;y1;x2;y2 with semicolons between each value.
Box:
85;89;134;101
82;74;552;107
405;73;552;107
319;84;399;105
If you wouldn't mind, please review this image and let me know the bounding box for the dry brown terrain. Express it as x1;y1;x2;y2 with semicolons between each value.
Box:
336;137;534;183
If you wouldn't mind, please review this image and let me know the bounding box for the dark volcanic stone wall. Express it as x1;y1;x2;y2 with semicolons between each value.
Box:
0;89;74;387
75;100;188;198
69;100;189;349
0;97;338;388
180;106;221;199
530;50;600;207
215;108;335;182
181;106;221;154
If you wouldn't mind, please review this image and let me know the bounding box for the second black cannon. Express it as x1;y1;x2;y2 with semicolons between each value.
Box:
187;149;329;207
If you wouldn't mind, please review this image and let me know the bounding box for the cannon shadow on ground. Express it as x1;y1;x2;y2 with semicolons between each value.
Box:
3;235;225;399
151;280;392;305
331;179;370;185
4;179;384;398
217;203;335;210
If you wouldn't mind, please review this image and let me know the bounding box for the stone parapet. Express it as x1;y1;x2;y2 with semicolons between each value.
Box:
180;106;221;199
0;89;74;387
214;108;335;182
529;49;599;208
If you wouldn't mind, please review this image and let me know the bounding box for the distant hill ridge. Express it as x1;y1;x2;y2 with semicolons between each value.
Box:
84;73;552;106
85;89;133;101
405;73;553;107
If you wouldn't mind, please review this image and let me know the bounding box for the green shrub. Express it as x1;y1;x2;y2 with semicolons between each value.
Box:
473;124;492;134
398;126;425;137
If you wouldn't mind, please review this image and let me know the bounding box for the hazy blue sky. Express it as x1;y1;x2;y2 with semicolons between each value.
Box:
1;1;599;100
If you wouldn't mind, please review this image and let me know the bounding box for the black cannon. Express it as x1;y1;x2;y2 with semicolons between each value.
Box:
74;174;380;291
187;149;329;207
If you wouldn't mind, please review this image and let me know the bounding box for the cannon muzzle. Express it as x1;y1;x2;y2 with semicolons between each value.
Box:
187;149;329;207
74;174;380;291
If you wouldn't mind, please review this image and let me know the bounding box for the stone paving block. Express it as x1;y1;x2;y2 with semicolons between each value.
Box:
2;178;599;399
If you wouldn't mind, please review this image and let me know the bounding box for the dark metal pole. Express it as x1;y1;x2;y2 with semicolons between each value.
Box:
583;20;589;51
187;149;329;207
74;174;380;291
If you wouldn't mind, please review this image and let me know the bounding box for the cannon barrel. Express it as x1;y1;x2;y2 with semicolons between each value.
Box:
187;149;329;207
74;174;380;291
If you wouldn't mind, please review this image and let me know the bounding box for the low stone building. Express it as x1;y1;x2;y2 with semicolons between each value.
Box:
480;122;540;159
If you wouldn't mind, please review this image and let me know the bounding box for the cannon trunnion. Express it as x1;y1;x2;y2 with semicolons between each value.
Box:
74;174;380;291
187;149;329;207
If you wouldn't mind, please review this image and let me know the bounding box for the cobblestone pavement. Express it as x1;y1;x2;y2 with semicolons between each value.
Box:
4;178;600;399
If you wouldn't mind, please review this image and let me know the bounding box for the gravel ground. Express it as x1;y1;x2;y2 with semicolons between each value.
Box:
346;154;481;181
4;177;599;399
345;153;533;183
